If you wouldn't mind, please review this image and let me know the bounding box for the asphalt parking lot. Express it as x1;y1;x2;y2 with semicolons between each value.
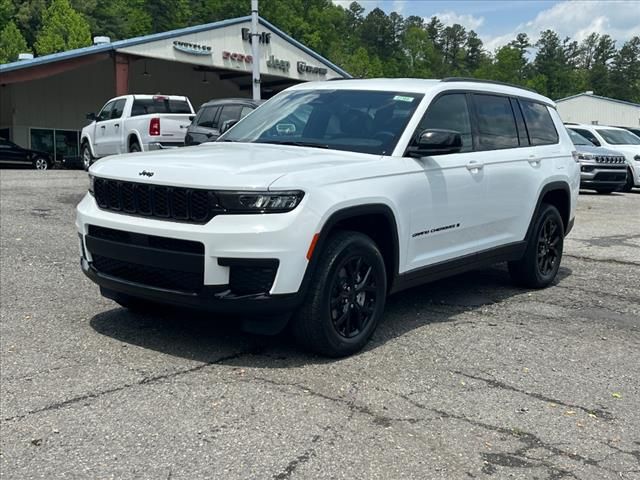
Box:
1;170;639;480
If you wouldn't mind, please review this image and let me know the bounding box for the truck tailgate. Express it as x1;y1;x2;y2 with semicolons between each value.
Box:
153;115;193;141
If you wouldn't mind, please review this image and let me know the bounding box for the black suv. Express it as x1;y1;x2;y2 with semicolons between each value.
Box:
184;98;262;146
0;138;53;170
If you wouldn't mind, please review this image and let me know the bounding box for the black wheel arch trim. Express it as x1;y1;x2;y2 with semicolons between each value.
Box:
300;204;401;296
526;181;572;240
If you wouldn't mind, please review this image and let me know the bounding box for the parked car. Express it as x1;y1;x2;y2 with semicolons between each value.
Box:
77;78;579;357
614;126;640;138
566;124;640;192
184;98;262;146
0;138;53;170
566;128;627;194
80;94;195;170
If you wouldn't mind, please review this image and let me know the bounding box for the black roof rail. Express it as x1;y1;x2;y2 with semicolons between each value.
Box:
563;122;579;125
441;77;538;94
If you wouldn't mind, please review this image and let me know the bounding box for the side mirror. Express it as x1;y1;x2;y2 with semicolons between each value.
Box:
408;129;463;157
86;112;96;121
189;115;195;122
591;139;601;147
221;119;238;134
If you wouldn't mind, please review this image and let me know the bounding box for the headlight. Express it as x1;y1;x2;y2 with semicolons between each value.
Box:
88;175;95;196
578;153;594;161
216;191;304;213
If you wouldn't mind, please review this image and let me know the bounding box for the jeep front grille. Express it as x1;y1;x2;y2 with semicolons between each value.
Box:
93;178;219;223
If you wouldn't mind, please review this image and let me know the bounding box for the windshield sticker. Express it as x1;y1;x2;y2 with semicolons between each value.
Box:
393;95;414;102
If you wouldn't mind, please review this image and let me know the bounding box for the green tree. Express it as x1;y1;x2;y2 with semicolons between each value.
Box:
34;0;92;55
609;37;640;102
0;0;14;31
0;20;29;63
13;0;47;47
146;0;191;33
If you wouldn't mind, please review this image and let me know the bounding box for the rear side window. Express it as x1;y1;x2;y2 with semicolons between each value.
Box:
240;106;254;118
417;93;473;152
519;101;559;145
196;106;219;128
131;98;192;116
472;94;519;150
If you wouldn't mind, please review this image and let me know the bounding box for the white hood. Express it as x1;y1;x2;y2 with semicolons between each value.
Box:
89;142;380;190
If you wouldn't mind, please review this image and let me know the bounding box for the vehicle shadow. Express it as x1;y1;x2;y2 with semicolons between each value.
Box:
90;264;573;366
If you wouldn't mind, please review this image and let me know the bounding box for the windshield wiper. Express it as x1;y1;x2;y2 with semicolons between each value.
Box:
257;140;329;149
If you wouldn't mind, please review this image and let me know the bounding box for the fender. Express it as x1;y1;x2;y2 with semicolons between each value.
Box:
298;203;401;296
80;134;97;158
127;130;144;152
524;181;572;241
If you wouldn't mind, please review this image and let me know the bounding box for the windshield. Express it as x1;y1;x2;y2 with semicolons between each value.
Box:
596;128;640;145
219;89;424;155
567;128;592;146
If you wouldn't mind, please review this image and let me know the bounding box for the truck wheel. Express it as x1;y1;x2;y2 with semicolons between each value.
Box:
129;141;141;153
81;143;93;171
596;188;614;194
622;169;634;192
32;157;49;170
290;231;387;357
509;203;564;289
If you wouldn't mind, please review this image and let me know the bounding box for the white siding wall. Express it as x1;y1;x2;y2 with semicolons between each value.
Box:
556;96;640;128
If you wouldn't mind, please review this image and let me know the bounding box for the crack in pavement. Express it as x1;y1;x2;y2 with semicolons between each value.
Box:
1;347;263;423
455;371;614;420
564;254;640;267
272;427;333;480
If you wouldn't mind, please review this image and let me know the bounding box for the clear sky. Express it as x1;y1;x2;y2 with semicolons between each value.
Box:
332;0;640;51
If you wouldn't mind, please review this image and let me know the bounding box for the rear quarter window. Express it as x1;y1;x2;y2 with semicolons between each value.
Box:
519;100;559;145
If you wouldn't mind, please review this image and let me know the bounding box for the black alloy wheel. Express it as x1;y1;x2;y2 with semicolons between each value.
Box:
536;216;562;278
330;255;379;339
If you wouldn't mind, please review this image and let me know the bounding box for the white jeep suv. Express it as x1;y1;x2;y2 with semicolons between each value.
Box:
566;124;640;192
77;78;579;357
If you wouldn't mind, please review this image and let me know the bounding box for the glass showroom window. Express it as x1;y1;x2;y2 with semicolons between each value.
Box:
30;128;79;162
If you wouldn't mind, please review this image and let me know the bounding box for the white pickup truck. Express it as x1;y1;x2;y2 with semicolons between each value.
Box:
80;94;195;170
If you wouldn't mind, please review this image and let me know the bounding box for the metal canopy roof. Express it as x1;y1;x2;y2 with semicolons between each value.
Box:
0;16;351;78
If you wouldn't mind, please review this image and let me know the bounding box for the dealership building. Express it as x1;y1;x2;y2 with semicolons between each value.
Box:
0;16;350;163
556;92;640;128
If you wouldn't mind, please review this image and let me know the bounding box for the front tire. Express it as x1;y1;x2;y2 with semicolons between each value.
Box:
291;231;387;357
32;157;49;170
622;169;634;192
509;203;564;288
81;143;93;171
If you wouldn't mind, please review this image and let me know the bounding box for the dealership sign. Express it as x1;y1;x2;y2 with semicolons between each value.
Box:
173;40;212;56
241;28;271;44
222;51;253;63
267;55;290;72
297;61;327;76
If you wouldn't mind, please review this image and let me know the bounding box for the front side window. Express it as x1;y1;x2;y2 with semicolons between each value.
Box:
97;101;114;122
196;106;219;128
596;128;640;145
519;101;559;145
567;128;592;146
240;106;254;118
473;94;519;150
414;93;472;152
569;128;600;146
218;105;243;126
110;99;126;119
220;89;424;155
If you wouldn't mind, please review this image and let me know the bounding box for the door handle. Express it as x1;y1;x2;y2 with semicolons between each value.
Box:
528;156;540;166
114;123;120;128
466;160;484;172
100;125;106;129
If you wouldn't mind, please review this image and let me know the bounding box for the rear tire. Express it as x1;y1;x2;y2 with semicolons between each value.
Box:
290;231;387;357
596;188;614;194
509;203;564;289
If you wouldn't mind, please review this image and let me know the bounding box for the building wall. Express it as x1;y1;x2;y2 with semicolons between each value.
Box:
557;96;640;128
8;58;114;147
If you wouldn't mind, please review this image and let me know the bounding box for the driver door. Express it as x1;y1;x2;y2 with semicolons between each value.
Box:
93;101;114;157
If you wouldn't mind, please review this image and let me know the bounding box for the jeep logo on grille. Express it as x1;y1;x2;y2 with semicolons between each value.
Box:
139;170;154;177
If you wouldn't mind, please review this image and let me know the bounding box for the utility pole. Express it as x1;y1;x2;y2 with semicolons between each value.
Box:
251;0;261;101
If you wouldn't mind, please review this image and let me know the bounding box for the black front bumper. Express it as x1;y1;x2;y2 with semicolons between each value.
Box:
82;258;302;314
